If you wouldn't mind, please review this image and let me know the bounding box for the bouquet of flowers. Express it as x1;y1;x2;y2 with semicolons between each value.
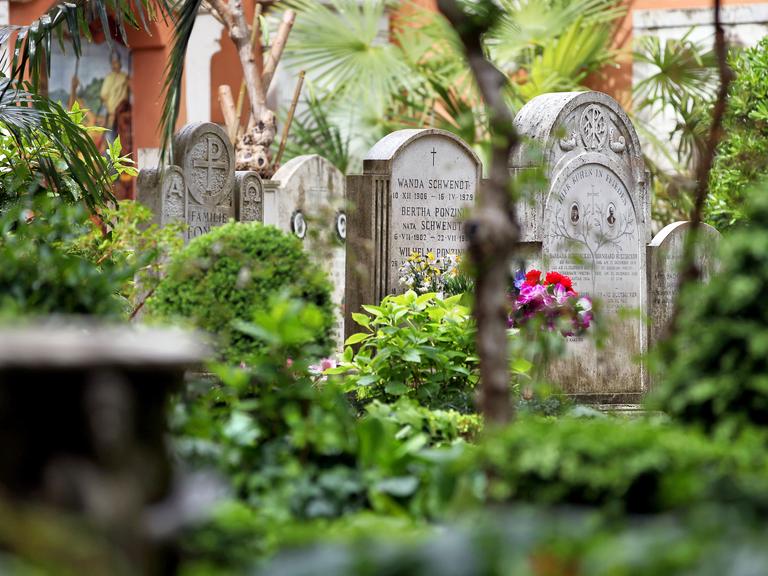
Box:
398;251;466;296
509;269;593;336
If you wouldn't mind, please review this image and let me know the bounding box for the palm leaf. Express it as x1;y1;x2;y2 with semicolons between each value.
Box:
284;0;412;110
0;79;115;210
159;0;204;161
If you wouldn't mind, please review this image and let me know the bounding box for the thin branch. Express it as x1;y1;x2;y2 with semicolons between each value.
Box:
437;0;521;425
671;0;732;328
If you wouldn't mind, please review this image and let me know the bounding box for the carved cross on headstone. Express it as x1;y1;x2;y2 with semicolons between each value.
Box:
430;147;437;166
193;135;229;195
136;121;265;242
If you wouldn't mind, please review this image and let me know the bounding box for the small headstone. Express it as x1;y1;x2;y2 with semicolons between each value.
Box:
271;155;346;345
647;221;721;351
511;91;650;403
137;122;263;241
345;129;480;340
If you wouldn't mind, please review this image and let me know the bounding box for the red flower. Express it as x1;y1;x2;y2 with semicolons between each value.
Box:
545;271;573;291
524;269;542;286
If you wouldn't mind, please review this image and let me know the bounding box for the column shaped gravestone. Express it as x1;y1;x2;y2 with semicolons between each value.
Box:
345;129;481;341
511;91;650;404
271;155;347;346
647;221;721;360
137;122;264;241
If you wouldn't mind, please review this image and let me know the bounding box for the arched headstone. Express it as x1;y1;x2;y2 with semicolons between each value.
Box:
511;91;650;403
271;155;346;345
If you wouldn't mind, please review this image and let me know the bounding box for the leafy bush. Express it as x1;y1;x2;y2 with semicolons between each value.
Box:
173;296;468;568
0;197;130;317
475;416;768;515
336;291;479;412
148;222;334;362
254;507;768;576
653;183;768;434
706;37;768;229
69;200;185;310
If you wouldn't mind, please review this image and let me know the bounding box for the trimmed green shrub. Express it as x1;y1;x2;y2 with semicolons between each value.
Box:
147;222;334;362
706;36;768;229
653;183;768;434
476;416;768;515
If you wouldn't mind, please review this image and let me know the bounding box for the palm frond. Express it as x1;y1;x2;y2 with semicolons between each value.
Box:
487;0;625;70
281;89;351;173
159;0;204;161
0;79;115;210
633;30;718;109
285;0;412;110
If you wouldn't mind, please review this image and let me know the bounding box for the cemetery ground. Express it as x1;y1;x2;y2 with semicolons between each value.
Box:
4;1;768;575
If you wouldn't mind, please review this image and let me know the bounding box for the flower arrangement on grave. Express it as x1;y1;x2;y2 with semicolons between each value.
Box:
509;269;593;337
398;251;470;297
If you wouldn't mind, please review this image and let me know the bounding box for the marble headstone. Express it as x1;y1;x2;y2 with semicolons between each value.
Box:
345;129;480;340
137;122;263;241
647;221;721;351
511;91;650;403
270;155;346;345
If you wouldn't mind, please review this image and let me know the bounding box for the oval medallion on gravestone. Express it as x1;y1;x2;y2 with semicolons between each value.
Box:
580;104;608;151
173;122;235;206
291;211;307;239
335;211;347;241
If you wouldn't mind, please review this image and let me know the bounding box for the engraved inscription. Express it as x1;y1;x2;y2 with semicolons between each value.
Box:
546;163;639;314
388;137;478;293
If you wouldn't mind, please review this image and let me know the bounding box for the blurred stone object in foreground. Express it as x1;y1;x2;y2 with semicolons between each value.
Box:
0;323;209;575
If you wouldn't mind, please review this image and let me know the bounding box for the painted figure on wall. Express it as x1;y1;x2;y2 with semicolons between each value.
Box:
49;38;134;199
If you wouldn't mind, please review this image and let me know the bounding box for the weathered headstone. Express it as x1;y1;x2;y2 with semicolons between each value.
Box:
511;91;650;403
345;129;480;340
647;221;721;351
271;155;347;345
137;122;263;241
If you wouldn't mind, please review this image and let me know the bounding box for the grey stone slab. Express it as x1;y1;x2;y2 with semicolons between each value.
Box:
345;129;481;341
271;155;347;347
511;91;650;399
647;221;721;356
137;122;264;243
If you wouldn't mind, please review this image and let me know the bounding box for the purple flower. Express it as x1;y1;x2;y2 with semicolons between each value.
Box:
513;269;526;290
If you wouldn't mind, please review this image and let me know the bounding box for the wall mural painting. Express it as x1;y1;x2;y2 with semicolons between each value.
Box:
49;39;134;199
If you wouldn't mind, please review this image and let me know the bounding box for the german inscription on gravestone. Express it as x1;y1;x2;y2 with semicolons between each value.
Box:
388;135;477;293
512;91;649;401
345;129;481;340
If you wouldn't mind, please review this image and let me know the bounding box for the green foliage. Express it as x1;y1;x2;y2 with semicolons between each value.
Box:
173;296;468;569
707;37;768;229
0;93;133;211
285;0;624;167
255;507;768;576
336;291;479;412
69;200;184;307
476;416;768;515
147;222;334;363
653;183;768;435
0;197;130;317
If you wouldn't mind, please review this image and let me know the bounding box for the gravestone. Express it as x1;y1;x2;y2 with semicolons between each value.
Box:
271;155;347;345
345;129;481;340
137;122;263;241
511;91;650;403
647;221;721;352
